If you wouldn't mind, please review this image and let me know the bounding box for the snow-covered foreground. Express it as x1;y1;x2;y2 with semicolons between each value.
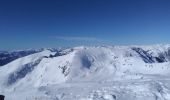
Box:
4;78;170;100
0;44;170;100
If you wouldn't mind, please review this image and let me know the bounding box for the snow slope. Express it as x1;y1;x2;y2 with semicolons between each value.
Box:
0;49;43;66
0;44;170;100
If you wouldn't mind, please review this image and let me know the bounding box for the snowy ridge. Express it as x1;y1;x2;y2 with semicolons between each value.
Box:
0;49;44;66
0;44;170;100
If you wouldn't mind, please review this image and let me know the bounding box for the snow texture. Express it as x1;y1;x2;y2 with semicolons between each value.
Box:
0;44;170;100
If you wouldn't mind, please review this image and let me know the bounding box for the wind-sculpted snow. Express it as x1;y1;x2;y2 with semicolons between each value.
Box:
0;45;170;100
81;55;92;69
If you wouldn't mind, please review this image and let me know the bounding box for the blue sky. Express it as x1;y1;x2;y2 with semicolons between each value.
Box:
0;0;170;50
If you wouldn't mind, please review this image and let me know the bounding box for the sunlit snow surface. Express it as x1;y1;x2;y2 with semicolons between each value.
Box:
0;45;170;100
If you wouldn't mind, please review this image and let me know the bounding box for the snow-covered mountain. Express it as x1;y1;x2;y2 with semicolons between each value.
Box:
0;49;48;66
0;44;170;100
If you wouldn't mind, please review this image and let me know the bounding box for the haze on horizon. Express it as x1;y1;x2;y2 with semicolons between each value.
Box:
0;0;170;50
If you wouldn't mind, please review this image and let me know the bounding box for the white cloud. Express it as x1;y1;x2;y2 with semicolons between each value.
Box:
50;36;107;42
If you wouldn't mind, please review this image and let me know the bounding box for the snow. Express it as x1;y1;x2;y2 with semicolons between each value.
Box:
103;94;116;100
0;45;170;100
